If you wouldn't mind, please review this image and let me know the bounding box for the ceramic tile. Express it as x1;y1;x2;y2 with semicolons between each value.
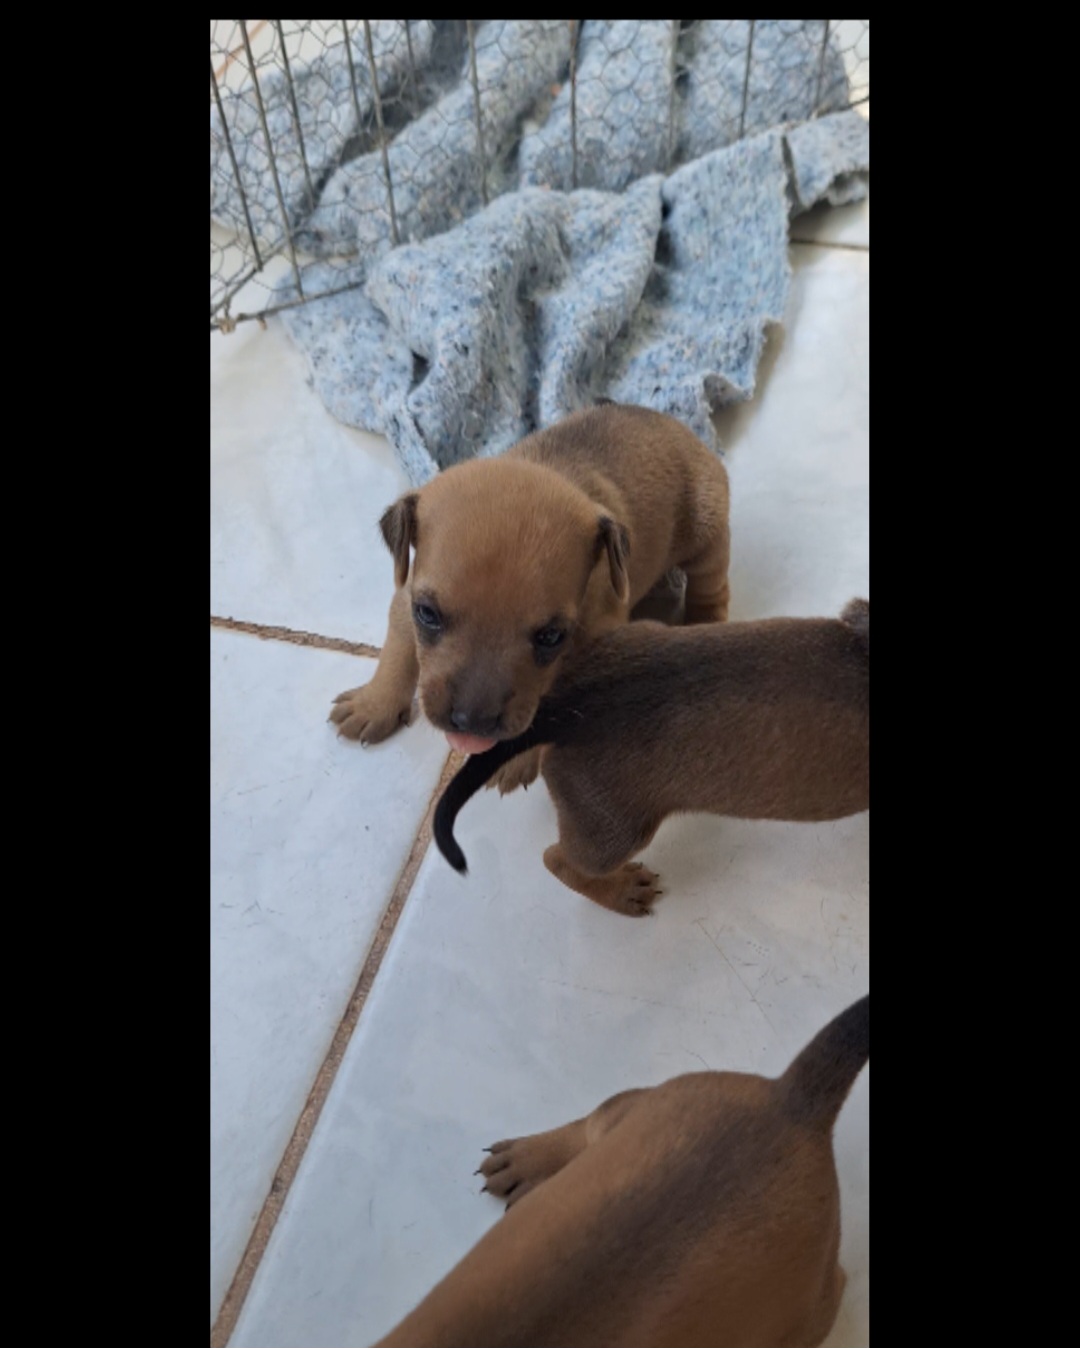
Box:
210;630;449;1322
211;315;409;645
790;188;869;249
719;244;869;619
211;20;277;96
228;244;870;1348
211;20;358;90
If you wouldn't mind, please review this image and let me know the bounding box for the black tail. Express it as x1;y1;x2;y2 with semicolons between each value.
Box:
779;995;869;1130
433;718;559;873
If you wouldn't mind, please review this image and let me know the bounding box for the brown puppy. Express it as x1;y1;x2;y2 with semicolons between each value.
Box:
373;994;869;1348
435;600;869;915
330;403;731;793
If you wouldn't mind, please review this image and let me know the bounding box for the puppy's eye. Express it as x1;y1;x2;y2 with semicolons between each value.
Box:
533;626;566;650
413;602;442;632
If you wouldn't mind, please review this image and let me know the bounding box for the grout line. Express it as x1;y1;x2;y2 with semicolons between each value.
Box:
210;615;380;659
789;237;869;253
210;749;464;1348
213;20;268;84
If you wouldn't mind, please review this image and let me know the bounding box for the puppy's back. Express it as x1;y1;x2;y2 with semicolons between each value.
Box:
511;404;730;584
546;611;870;822
373;997;868;1348
433;604;870;872
553;613;867;725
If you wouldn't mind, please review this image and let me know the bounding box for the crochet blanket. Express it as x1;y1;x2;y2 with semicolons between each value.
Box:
211;20;869;484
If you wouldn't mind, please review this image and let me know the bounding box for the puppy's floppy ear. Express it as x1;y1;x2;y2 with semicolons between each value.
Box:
595;515;630;604
379;492;418;588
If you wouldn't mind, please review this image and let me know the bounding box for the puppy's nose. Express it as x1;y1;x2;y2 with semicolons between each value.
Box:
449;708;501;737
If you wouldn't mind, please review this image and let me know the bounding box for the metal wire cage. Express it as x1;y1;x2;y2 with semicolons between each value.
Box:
211;20;869;333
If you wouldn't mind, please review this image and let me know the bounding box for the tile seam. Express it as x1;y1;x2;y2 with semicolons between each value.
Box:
210;748;463;1348
211;614;381;659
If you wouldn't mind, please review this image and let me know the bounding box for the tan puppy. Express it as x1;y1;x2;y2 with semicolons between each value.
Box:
330;403;731;792
435;600;869;914
373;994;869;1348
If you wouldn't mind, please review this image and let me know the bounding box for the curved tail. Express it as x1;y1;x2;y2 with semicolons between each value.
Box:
434;718;558;873
840;597;869;654
780;994;869;1130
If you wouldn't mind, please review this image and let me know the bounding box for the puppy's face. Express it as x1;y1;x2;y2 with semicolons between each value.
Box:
381;460;629;749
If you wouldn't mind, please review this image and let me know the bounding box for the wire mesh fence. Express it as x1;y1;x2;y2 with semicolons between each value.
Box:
211;20;868;332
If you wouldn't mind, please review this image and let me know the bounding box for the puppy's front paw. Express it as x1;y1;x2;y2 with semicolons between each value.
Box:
590;862;664;917
476;1131;578;1210
329;684;413;744
486;747;541;795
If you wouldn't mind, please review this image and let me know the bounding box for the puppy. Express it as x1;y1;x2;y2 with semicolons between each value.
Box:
330;403;731;793
373;994;869;1348
435;600;869;915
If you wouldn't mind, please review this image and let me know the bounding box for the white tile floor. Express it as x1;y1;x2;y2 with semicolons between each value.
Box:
210;191;869;1348
210;314;408;643
210;634;448;1320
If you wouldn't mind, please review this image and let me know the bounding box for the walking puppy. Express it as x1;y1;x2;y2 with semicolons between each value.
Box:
435;600;869;915
373;994;869;1348
330;403;731;793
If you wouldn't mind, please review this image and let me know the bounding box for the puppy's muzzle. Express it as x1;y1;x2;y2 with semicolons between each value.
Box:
449;707;503;738
445;671;516;739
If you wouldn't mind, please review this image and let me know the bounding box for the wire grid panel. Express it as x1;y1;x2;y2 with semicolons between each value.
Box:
211;20;869;331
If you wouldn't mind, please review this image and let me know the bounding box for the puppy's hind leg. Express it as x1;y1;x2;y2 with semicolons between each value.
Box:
543;785;664;915
629;569;687;626
478;1089;647;1210
545;846;663;917
680;525;731;625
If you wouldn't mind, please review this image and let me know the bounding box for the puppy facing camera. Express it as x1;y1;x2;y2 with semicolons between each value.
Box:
330;403;731;794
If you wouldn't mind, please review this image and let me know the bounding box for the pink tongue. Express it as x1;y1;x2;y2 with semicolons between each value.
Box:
446;732;498;755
